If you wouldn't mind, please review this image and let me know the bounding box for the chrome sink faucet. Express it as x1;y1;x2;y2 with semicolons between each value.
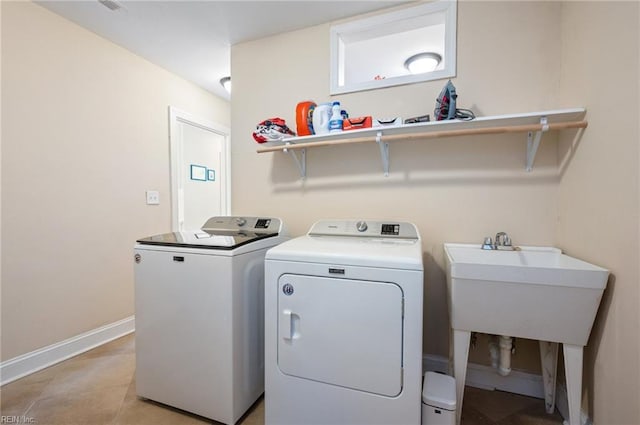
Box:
495;232;512;249
481;232;514;250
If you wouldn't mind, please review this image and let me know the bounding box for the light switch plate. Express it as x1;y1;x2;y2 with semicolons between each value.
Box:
146;190;160;205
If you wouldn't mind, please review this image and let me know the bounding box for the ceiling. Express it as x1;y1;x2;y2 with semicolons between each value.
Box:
35;0;411;100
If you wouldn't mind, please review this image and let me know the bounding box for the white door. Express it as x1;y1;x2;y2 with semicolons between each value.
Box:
169;107;230;231
277;274;404;397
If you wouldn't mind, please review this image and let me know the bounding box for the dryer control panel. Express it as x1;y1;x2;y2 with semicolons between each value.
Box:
308;220;419;240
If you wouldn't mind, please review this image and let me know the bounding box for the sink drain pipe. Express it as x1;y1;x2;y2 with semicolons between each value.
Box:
489;335;514;376
498;335;513;376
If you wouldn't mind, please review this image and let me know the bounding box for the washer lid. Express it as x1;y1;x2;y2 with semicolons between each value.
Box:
136;216;282;250
136;230;278;250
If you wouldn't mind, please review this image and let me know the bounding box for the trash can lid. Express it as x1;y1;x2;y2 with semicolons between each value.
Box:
422;372;457;410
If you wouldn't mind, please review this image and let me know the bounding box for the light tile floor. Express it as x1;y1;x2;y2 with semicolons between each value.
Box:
0;334;564;425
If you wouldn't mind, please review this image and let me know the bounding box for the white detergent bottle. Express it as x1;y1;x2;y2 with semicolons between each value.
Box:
312;103;332;134
328;101;343;133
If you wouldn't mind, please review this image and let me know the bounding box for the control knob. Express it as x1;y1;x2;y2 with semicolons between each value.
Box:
235;217;247;227
356;221;368;232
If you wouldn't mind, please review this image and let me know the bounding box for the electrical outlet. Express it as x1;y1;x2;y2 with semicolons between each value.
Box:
146;190;160;205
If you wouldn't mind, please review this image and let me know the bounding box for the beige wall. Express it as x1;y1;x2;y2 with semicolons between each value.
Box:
231;1;639;423
1;1;230;361
232;2;562;366
557;2;639;423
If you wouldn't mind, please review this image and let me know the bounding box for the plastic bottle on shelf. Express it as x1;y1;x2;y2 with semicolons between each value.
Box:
312;103;331;134
328;101;343;133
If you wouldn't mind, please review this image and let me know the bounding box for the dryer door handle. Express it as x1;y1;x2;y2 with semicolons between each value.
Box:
280;310;300;341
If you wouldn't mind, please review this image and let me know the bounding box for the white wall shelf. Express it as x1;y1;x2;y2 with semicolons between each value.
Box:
256;108;587;178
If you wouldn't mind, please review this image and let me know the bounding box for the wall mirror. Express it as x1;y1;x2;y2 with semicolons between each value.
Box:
330;0;457;95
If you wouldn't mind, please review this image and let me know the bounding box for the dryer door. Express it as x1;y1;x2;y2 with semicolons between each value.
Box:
277;274;404;397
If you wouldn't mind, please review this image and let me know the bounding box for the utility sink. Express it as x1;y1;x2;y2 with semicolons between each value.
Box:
444;243;608;345
443;243;609;425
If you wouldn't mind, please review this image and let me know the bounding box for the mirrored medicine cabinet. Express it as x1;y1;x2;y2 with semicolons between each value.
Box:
329;0;457;95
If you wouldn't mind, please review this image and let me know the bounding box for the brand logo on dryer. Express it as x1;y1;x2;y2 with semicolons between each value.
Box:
282;284;294;296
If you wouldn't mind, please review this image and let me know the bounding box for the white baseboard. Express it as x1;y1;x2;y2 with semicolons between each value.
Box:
0;316;135;386
423;354;544;398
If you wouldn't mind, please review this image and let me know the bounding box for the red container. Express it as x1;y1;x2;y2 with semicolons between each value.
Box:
343;116;372;131
296;101;316;136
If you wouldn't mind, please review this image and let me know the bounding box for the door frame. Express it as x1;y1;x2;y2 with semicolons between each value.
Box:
168;106;231;231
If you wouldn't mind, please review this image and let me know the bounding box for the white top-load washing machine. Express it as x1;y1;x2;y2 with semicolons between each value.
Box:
134;216;287;425
264;220;424;425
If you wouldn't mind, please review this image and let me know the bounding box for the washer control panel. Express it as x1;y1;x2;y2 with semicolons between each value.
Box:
308;220;419;240
201;216;282;233
381;223;400;235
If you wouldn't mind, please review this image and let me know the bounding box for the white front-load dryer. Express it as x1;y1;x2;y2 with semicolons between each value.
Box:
264;220;424;425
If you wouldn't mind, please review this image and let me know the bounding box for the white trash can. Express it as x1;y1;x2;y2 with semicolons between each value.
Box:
422;372;456;425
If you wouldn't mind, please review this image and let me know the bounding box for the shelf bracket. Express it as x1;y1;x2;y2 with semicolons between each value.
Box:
376;131;390;177
526;116;549;172
283;144;306;179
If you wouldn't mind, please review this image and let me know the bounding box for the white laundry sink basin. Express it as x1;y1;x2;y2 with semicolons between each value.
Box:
444;243;609;425
444;243;608;346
